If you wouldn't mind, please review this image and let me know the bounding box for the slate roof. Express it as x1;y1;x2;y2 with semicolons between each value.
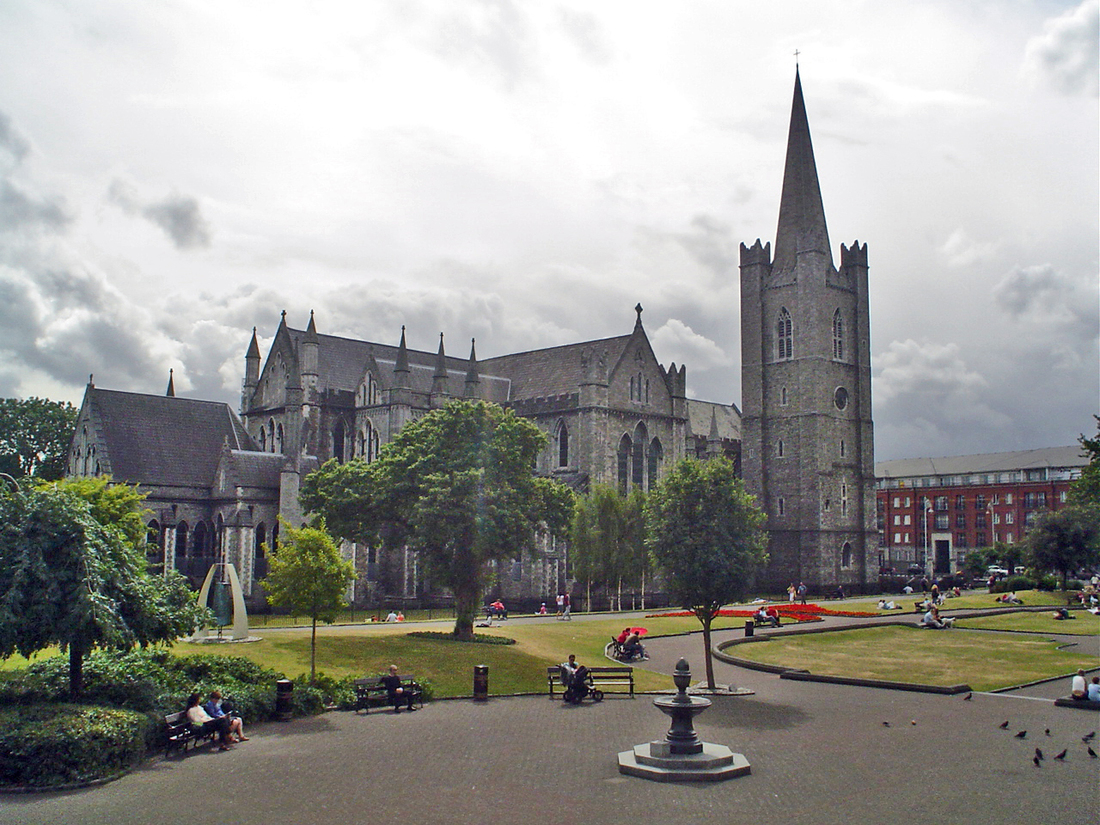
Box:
685;399;742;441
226;450;284;490
88;388;253;488
480;335;633;400
875;446;1086;479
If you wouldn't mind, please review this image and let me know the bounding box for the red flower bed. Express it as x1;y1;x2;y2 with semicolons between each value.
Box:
648;603;878;622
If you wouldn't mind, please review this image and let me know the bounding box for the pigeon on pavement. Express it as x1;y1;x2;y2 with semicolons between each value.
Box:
1015;731;1027;739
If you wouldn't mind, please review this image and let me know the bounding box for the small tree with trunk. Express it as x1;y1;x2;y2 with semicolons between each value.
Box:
262;520;355;682
0;477;206;696
646;457;767;689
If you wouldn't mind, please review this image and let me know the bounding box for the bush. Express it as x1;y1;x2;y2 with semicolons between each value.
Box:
992;575;1036;593
0;704;154;789
0;649;336;726
406;631;516;645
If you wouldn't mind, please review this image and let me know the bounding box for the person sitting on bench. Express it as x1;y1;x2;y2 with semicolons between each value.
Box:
186;692;234;750
379;664;418;713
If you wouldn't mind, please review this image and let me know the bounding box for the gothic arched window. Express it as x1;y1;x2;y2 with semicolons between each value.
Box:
333;422;346;463
175;521;189;561
777;309;793;360
648;438;663;489
842;541;852;568
832;309;844;361
617;434;632;495
632;423;648;488
556;421;569;468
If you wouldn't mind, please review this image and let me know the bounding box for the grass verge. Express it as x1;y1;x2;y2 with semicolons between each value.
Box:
728;624;1097;691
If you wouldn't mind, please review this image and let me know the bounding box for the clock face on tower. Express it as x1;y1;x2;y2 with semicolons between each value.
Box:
833;386;849;411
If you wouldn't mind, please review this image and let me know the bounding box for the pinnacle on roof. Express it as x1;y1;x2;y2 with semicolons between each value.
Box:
166;368;175;397
772;68;832;276
394;325;410;382
246;327;261;359
465;338;480;388
634;303;644;329
305;309;318;341
433;332;447;378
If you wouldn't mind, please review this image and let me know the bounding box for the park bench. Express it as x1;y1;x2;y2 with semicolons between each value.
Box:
546;665;634;699
164;711;218;756
354;675;423;713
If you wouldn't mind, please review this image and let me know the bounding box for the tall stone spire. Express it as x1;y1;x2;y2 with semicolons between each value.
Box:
772;69;832;279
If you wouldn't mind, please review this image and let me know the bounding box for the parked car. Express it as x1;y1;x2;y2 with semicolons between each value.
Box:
986;566;1009;578
906;564;925;575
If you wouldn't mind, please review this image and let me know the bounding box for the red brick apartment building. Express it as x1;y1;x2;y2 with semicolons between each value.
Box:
875;446;1087;576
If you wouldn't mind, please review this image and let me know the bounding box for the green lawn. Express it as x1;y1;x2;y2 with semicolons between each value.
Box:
955;610;1100;635
728;624;1097;691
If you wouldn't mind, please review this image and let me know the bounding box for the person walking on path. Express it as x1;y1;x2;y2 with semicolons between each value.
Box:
555;593;564;618
563;592;571;620
797;582;807;605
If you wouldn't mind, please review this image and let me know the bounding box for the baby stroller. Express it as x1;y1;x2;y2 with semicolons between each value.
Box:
560;664;603;704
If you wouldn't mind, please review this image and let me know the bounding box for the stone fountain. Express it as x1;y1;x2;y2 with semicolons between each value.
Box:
617;658;750;782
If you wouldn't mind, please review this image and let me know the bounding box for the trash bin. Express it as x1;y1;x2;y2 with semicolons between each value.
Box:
744;620;754;638
473;664;489;701
275;678;293;721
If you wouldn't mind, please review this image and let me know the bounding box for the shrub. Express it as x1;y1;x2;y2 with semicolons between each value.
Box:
993;575;1036;593
406;631;516;645
0;704;153;789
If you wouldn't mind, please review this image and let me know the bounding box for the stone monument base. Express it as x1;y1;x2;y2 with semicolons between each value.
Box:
617;741;751;782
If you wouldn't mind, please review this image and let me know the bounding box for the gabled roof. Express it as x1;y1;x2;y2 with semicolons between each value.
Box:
87;388;252;488
686;399;741;441
480;334;633;400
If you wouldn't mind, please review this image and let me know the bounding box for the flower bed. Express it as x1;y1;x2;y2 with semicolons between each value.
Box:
648;603;878;622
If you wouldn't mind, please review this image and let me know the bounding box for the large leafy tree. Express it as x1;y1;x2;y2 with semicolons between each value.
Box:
0;477;207;696
646;457;767;689
262;521;356;681
0;397;78;481
1069;415;1100;506
302;401;574;640
569;484;648;611
1023;505;1100;589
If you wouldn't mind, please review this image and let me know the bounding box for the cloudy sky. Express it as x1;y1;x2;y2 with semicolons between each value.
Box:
0;0;1096;462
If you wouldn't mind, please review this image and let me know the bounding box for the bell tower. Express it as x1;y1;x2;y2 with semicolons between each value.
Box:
739;70;876;593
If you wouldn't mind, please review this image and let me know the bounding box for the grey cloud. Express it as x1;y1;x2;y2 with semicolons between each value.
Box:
0;180;72;233
433;0;534;90
0;264;162;389
0;111;30;163
676;214;738;280
109;179;211;249
994;263;1099;345
142;195;211;249
1022;0;1099;97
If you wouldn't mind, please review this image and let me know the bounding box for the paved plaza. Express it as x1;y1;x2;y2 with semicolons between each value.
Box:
3;621;1098;825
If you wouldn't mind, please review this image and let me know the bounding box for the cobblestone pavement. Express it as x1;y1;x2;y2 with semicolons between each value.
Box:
4;607;1097;825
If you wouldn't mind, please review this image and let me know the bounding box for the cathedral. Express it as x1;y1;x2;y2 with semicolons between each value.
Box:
67;70;874;604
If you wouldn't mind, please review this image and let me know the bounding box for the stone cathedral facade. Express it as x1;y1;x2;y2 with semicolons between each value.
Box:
68;307;739;608
67;70;874;604
739;70;877;592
